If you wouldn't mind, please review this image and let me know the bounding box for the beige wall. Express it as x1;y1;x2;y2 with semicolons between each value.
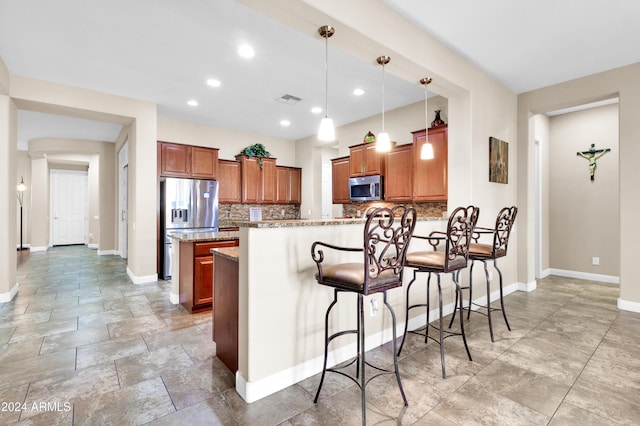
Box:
533;114;550;274
518;63;640;308
27;138;117;253
157;116;297;166
9;75;157;282
0;57;18;299
548;104;619;276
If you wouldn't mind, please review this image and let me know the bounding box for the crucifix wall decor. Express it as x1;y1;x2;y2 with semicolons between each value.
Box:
576;143;610;181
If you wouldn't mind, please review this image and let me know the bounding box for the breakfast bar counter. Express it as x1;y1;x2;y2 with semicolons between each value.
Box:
231;216;447;403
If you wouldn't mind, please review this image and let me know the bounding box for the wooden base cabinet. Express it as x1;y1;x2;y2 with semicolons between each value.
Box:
179;240;238;313
213;252;239;373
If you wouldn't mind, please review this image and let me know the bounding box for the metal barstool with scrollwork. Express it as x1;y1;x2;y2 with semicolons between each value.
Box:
311;205;417;426
397;205;479;379
449;206;518;342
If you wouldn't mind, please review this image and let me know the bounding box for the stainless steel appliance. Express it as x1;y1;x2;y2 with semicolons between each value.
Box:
349;175;383;201
161;178;219;279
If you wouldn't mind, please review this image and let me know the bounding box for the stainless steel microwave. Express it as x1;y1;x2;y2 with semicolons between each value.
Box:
349;175;383;201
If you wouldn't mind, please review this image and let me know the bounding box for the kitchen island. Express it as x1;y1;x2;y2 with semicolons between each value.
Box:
231;216;447;403
168;230;239;312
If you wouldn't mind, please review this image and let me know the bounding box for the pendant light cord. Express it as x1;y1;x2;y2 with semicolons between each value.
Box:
381;63;385;131
324;34;329;119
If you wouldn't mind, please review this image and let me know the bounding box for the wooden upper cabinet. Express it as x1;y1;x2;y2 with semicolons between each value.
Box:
160;142;190;177
349;143;385;177
190;146;218;179
261;159;277;203
276;166;302;204
331;156;351;204
385;144;414;202
288;167;301;204
413;126;448;201
158;141;219;179
218;159;241;203
236;155;278;203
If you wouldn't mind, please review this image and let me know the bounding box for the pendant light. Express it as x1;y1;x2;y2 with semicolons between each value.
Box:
376;55;392;152
420;77;434;160
317;25;335;142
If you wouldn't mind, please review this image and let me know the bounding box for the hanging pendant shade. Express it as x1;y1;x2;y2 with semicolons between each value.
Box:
420;77;434;160
376;55;392;152
317;25;336;142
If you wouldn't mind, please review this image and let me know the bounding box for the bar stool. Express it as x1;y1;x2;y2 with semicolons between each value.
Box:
398;205;479;379
311;206;417;425
449;206;518;342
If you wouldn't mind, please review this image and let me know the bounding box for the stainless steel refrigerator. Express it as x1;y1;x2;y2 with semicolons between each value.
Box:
160;177;219;279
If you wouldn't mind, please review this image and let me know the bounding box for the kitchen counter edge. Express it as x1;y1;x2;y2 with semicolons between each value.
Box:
232;216;446;229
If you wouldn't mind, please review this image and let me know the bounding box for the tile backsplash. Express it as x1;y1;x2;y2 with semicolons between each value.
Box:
342;201;447;219
218;204;300;228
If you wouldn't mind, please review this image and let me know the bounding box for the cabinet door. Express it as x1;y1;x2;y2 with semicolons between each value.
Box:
261;159;277;203
238;156;261;203
363;143;383;175
288;168;301;204
276;167;288;203
194;255;214;306
218;160;241;203
349;145;365;176
191;146;219;179
385;144;413;201
160;142;190;177
332;156;351;204
413;126;448;201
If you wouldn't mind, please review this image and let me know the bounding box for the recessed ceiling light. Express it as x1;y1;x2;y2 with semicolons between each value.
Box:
206;78;221;87
187;99;198;106
280;120;291;127
353;88;365;96
238;44;255;59
311;106;322;114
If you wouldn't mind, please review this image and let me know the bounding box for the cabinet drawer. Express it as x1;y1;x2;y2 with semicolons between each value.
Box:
195;240;238;256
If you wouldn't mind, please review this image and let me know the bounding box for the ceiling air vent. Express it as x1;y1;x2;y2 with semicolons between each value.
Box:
276;94;303;105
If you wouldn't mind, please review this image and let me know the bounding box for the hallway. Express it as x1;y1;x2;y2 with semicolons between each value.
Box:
1;246;639;425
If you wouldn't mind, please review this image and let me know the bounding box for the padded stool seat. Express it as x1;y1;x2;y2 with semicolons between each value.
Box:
450;206;518;342
398;205;479;379
311;206;417;425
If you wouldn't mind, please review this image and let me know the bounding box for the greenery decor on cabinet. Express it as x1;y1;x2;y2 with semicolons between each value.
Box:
239;143;270;167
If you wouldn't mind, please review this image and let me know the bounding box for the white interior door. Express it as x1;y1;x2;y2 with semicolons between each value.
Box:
119;142;129;259
51;170;88;246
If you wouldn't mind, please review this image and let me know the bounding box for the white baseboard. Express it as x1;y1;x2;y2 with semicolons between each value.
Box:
97;249;117;256
30;246;48;252
126;266;158;285
15;244;31;249
548;268;619;284
0;283;19;303
235;280;521;403
517;280;537;292
618;298;640;313
88;244;98;250
170;292;179;304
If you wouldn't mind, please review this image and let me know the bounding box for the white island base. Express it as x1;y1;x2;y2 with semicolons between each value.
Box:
234;217;449;403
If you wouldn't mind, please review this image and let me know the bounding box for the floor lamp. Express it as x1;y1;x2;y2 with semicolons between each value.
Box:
17;176;27;251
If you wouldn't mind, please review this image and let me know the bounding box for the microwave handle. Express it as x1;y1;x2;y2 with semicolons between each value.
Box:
371;182;376;196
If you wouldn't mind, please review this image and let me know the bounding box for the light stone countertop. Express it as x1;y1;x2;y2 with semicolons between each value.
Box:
211;246;239;262
167;230;239;243
232;216;446;229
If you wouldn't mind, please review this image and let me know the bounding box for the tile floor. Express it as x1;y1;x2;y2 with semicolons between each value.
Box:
1;246;639;425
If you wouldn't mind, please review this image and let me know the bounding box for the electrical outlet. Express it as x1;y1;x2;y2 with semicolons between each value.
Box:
592;257;600;266
369;299;379;316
